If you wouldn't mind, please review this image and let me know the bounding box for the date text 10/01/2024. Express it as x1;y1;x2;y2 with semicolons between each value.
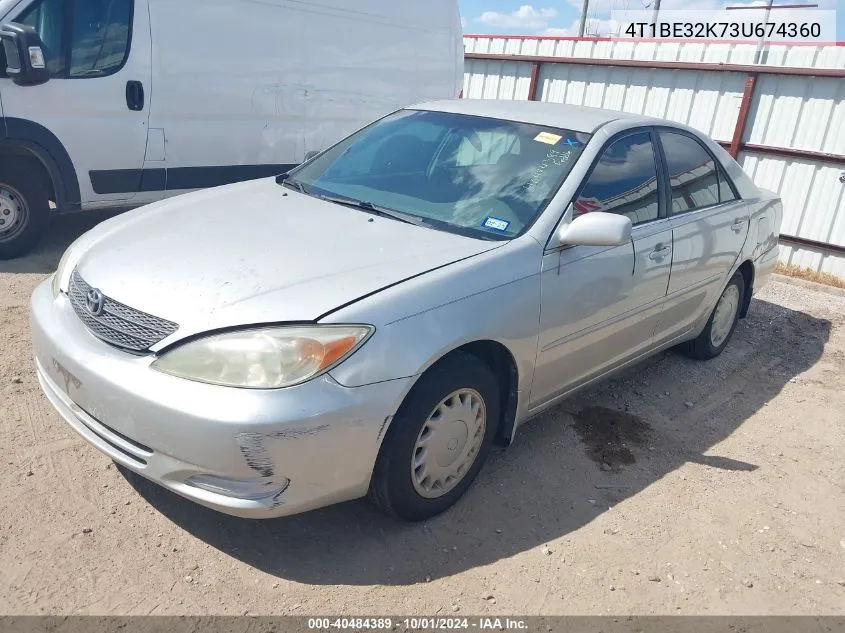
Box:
307;618;529;630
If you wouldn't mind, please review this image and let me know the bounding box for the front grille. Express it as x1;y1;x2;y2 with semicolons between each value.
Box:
68;269;178;352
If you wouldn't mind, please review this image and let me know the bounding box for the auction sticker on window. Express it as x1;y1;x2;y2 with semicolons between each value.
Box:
534;131;562;145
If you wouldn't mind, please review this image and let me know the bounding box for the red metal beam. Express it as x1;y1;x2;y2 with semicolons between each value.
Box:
780;234;845;256
717;140;845;164
730;73;758;159
464;52;845;78
740;143;845;164
464;34;845;47
527;62;540;101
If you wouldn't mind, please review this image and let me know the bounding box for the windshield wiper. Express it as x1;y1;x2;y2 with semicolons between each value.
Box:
315;194;429;228
275;172;308;194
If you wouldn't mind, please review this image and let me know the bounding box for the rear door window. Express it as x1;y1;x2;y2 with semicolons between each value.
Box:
659;131;734;214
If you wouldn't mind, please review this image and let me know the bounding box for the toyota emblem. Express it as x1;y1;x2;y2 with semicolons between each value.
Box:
85;288;106;316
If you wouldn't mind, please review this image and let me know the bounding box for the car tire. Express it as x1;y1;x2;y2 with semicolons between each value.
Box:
368;352;500;522
0;164;51;260
682;272;746;361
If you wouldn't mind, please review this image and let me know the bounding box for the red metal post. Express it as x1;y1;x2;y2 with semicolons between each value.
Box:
730;73;758;159
527;62;540;101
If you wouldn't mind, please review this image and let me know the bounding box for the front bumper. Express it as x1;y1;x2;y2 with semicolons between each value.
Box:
30;279;413;519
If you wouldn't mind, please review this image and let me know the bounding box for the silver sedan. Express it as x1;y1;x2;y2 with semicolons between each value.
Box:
31;100;782;521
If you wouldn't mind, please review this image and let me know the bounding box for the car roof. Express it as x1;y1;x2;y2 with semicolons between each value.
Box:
410;99;662;134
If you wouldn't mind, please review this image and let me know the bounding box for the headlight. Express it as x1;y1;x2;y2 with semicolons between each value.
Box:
51;236;84;297
151;325;373;389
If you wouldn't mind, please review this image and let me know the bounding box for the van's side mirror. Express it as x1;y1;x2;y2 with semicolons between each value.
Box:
553;211;632;248
0;23;50;87
304;150;320;162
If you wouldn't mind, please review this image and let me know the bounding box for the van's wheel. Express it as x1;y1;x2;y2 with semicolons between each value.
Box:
682;272;746;360
0;164;50;260
368;352;499;521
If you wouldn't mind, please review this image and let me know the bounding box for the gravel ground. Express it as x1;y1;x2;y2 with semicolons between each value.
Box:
1;215;844;616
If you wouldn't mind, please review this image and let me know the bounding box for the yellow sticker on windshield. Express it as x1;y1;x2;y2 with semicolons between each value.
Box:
534;132;562;145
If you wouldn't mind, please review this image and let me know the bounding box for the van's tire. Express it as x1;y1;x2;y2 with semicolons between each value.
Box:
682;272;746;361
368;352;499;522
0;164;50;260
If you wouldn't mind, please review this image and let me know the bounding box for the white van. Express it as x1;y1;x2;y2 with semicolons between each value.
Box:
0;0;463;258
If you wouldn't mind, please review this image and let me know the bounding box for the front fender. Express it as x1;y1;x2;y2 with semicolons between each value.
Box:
323;239;544;418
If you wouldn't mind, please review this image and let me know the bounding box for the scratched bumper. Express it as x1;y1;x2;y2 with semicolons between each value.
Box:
30;279;413;519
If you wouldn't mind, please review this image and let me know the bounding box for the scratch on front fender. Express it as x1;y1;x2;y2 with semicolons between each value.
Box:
377;416;392;441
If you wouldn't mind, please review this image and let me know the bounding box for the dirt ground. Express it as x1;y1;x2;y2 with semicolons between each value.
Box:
1;213;844;616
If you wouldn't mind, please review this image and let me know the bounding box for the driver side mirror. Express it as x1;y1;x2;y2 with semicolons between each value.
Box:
552;210;632;248
304;150;320;162
0;23;50;87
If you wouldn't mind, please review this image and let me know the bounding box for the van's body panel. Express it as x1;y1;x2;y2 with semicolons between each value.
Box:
0;0;463;211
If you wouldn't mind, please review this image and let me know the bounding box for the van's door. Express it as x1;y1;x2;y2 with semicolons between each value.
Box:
0;0;151;207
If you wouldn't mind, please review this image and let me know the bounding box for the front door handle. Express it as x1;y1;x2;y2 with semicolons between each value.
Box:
649;244;671;261
126;80;144;111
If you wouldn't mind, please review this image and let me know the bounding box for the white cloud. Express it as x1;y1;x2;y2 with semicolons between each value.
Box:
477;5;559;29
542;17;620;37
541;27;573;35
583;17;621;36
461;16;468;29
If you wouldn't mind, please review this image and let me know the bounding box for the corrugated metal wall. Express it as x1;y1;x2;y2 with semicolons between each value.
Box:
464;37;845;68
463;36;845;278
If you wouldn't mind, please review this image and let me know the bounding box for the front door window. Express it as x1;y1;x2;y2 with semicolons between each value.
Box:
16;0;132;78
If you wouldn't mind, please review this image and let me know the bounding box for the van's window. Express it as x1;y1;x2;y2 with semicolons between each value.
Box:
69;0;133;77
659;131;722;214
289;110;591;240
573;132;660;226
17;0;67;76
15;0;132;78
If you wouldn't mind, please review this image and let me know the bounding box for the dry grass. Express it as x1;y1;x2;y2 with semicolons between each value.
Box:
775;263;845;289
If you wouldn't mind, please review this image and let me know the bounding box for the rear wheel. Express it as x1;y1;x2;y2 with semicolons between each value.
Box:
682;272;745;360
368;352;499;521
0;164;50;260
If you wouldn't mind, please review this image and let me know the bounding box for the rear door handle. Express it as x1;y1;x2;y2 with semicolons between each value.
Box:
731;217;749;232
649;245;671;261
126;80;144;111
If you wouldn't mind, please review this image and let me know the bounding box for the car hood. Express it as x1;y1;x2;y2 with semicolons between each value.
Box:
75;179;501;343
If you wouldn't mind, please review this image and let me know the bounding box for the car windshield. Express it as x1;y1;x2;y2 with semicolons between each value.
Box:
288;110;591;239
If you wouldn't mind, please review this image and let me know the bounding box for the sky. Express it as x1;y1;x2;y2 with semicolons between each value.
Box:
458;0;844;41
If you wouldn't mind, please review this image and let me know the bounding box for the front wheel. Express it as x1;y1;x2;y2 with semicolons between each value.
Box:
0;164;51;260
682;272;746;360
368;352;500;521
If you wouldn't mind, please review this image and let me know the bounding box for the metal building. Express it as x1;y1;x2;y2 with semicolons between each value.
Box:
463;35;845;278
